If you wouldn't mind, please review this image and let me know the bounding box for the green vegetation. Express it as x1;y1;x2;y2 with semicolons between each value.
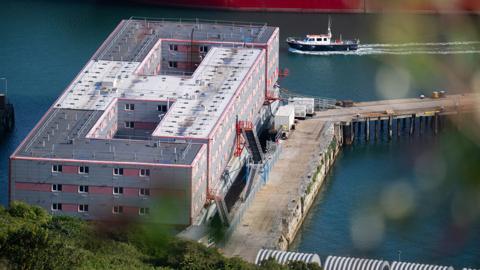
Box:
0;201;321;270
328;137;337;153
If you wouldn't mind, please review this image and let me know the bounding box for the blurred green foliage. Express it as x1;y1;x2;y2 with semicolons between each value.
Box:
0;201;321;270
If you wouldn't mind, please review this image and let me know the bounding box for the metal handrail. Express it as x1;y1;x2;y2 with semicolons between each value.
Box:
24;109;60;152
97;18;133;60
133;32;158;63
129;16;267;28
28;146;192;163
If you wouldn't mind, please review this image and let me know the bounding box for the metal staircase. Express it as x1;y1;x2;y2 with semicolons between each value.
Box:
236;120;264;164
242;129;264;164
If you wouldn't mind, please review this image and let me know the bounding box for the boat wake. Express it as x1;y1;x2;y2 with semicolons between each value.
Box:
288;41;480;56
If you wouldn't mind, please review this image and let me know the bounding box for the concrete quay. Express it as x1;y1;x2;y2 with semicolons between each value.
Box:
222;93;478;263
222;117;342;262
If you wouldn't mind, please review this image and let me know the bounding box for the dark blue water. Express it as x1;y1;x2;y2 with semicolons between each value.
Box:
1;0;479;266
290;134;480;267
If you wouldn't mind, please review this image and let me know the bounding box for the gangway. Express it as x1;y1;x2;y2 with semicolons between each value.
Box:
236;121;264;163
279;87;337;111
240;163;260;201
213;192;231;226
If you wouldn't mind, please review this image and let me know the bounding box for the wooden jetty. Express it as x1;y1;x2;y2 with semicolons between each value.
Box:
314;94;479;144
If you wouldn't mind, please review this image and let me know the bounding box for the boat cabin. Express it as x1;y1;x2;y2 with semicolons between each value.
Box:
304;35;331;44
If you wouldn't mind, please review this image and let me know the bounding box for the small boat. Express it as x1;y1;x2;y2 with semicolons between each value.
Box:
286;19;359;52
0;78;14;135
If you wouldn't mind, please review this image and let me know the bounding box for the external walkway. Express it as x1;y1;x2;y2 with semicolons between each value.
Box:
222;117;326;262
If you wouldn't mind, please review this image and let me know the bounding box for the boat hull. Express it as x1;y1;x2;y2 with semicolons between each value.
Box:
134;0;480;13
287;41;358;52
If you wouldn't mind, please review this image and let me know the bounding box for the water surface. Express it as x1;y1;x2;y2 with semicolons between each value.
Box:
0;0;479;266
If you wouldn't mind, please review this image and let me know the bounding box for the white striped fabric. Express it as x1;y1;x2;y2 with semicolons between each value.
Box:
254;249;321;266
391;261;454;270
324;256;390;270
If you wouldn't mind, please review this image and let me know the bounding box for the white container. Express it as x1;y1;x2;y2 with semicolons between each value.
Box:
274;105;295;131
294;105;307;119
289;97;315;115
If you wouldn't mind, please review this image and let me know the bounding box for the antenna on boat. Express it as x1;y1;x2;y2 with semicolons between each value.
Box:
327;16;332;38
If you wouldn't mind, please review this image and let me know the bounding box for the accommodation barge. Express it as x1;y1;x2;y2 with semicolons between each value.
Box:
9;18;279;226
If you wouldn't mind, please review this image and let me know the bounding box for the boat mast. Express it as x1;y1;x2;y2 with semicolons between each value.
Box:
327;16;332;38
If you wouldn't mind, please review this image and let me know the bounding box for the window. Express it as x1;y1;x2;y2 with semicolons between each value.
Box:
78;185;89;193
52;184;62;192
139;207;150;216
79;166;89;174
78;204;89;212
139;188;150;196
52;164;63;173
52;203;62;211
324;38;328;41
139;169;150;177
157;105;168;112
125;103;135;111
168;61;178;68
199;45;209;53
169;44;178;51
113;168;124;176
125;121;134;128
113;186;124;195
113;205;123;214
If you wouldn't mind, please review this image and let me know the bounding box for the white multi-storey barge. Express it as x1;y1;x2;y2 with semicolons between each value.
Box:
9;18;279;226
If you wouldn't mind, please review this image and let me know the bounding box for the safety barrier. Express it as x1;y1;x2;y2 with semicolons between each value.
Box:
225;143;282;239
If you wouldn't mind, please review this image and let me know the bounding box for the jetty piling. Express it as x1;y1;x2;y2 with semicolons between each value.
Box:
388;116;393;140
365;118;370;141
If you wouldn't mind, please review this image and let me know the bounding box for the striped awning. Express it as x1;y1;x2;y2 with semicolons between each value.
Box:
255;249;321;266
391;261;454;270
324;256;390;270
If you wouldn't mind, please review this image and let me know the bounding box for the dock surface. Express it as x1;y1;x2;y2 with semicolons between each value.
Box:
222;93;478;262
314;94;479;122
222;117;327;262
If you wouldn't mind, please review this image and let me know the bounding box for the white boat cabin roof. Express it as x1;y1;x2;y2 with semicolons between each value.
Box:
306;34;330;38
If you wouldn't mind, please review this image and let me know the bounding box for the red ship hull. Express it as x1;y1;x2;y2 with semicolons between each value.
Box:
139;0;480;13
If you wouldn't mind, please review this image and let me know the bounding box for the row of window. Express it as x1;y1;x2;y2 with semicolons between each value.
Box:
168;44;209;52
51;203;150;215
307;37;329;42
51;184;150;196
52;165;150;177
123;104;168;112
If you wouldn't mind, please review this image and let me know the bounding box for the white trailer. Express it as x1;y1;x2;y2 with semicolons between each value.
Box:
289;97;315;115
294;105;307;119
274;105;295;131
